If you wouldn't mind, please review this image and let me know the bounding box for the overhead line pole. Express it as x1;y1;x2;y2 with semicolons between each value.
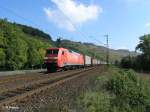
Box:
104;35;109;65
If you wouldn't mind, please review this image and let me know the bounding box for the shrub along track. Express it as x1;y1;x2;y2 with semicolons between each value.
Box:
0;67;97;108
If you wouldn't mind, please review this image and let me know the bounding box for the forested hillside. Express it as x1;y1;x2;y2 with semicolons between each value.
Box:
0;19;136;71
60;40;136;62
0;19;53;70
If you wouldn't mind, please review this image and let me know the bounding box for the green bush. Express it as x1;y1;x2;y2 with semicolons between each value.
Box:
78;91;111;112
78;68;150;112
107;70;150;112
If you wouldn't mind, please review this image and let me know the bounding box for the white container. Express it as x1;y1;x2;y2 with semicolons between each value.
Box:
84;56;91;66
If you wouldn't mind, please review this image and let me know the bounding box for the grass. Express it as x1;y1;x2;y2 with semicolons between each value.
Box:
77;66;150;112
138;72;150;81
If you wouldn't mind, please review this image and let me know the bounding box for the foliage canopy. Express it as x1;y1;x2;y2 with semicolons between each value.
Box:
0;19;52;70
120;35;150;71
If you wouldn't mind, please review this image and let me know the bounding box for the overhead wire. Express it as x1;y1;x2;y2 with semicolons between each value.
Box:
0;4;58;39
0;4;106;47
62;12;106;46
0;5;41;28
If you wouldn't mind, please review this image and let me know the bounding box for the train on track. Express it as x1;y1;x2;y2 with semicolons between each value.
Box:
44;47;105;72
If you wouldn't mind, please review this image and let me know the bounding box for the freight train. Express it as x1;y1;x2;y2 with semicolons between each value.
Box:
44;47;104;72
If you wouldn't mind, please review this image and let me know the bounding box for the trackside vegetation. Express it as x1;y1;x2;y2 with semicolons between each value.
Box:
0;19;52;70
120;35;150;72
78;67;150;112
0;18;139;71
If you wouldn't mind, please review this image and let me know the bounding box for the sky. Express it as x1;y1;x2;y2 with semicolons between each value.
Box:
0;0;150;51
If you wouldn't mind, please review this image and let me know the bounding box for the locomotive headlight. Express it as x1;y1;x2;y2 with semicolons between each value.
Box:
52;57;58;59
44;57;48;59
44;57;58;60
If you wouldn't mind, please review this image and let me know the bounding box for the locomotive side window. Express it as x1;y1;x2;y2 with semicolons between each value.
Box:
62;51;64;55
47;49;59;54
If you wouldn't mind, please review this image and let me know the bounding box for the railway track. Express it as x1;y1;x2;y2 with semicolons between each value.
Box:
0;72;46;85
0;69;86;93
0;67;96;108
0;68;94;94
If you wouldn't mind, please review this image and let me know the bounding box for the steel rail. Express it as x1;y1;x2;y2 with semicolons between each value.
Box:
0;68;89;85
0;67;96;107
0;68;92;94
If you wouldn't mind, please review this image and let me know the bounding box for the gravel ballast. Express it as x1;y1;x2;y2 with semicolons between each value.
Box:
2;66;105;112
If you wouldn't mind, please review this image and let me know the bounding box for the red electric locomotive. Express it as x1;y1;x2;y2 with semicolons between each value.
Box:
44;48;84;72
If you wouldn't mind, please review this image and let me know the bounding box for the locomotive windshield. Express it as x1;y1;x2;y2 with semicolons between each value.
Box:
47;49;59;54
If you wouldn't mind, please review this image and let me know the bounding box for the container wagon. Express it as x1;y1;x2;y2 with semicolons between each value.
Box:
84;55;91;67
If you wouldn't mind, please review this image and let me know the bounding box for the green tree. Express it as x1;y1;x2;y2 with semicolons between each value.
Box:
26;39;40;68
0;48;5;69
120;56;133;69
136;35;150;56
56;37;62;47
136;35;150;71
0;18;52;70
120;35;150;71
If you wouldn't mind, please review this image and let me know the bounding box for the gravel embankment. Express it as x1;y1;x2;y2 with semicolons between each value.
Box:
0;69;46;77
2;66;105;112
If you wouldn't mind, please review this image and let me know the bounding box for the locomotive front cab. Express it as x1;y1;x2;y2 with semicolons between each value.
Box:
44;48;59;72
